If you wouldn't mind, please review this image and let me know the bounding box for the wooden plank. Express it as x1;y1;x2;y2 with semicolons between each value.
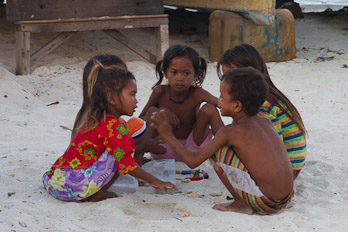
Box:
18;16;168;33
104;30;157;64
18;15;168;24
164;0;276;25
15;28;30;75
155;24;169;61
7;0;164;21
31;32;77;66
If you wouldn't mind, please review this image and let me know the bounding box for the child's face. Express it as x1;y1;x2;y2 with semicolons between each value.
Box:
165;56;196;92
111;79;138;117
218;80;236;117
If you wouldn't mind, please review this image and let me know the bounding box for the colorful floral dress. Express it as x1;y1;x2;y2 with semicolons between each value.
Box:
43;114;138;201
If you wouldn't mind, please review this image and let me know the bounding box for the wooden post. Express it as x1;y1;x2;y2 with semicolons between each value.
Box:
16;26;30;75
155;24;169;62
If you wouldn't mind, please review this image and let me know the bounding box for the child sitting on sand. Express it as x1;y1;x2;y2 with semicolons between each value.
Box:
151;67;294;214
71;54;167;165
217;44;307;179
139;44;223;161
43;62;175;202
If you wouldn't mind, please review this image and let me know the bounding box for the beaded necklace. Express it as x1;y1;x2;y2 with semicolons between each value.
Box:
168;85;193;104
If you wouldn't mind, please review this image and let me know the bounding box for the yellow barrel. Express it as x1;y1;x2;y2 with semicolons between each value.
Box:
209;9;295;62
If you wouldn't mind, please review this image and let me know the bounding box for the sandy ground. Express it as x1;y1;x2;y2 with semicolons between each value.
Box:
0;6;348;232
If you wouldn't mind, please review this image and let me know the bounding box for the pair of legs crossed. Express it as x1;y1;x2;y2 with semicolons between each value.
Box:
143;103;224;160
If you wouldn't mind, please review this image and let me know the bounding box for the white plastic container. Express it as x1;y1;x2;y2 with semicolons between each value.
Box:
110;174;138;193
150;159;176;194
152;159;176;185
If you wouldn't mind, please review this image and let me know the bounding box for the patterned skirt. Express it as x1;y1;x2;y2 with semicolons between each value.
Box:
43;151;117;201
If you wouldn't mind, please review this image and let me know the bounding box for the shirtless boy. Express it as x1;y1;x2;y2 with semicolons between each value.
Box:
151;67;294;214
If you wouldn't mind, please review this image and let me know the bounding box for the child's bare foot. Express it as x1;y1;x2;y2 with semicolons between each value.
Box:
86;191;118;202
213;202;253;215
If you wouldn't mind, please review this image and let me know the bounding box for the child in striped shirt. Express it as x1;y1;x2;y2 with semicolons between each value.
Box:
217;44;307;180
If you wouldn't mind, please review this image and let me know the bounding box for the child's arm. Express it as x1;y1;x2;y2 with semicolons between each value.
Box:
139;86;180;129
129;167;176;190
195;88;219;107
151;109;229;168
139;86;163;118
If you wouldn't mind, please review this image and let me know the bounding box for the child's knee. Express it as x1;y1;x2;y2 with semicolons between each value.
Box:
200;103;218;117
144;107;159;121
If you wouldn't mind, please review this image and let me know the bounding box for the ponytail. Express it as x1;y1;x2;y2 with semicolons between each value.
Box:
194;57;207;87
83;65;135;132
87;61;104;100
71;54;128;139
153;60;165;89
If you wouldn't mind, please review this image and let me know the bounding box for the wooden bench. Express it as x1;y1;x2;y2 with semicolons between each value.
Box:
15;15;169;75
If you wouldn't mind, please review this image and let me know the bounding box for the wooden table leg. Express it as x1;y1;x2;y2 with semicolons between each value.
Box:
16;25;30;75
155;24;169;62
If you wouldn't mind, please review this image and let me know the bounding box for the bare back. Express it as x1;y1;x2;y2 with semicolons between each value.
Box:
223;115;293;200
150;108;293;200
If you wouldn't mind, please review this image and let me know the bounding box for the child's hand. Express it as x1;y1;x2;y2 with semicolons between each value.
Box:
129;168;175;193
159;108;180;129
150;179;176;192
150;110;173;139
168;112;180;129
146;136;167;154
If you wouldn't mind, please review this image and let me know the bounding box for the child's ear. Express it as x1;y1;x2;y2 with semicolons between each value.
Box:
107;92;117;105
234;100;243;113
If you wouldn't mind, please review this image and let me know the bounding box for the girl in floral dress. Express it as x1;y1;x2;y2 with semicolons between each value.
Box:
43;61;175;202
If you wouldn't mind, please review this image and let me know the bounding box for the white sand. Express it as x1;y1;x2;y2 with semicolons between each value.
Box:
1;9;348;231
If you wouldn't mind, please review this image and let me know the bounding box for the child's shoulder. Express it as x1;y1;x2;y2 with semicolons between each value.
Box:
98;115;126;127
215;123;242;144
191;86;216;102
191;86;209;95
148;85;168;99
152;84;168;93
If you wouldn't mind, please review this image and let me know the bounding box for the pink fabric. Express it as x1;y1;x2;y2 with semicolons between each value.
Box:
150;129;213;161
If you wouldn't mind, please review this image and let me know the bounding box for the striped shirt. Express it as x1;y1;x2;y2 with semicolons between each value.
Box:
259;100;307;171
